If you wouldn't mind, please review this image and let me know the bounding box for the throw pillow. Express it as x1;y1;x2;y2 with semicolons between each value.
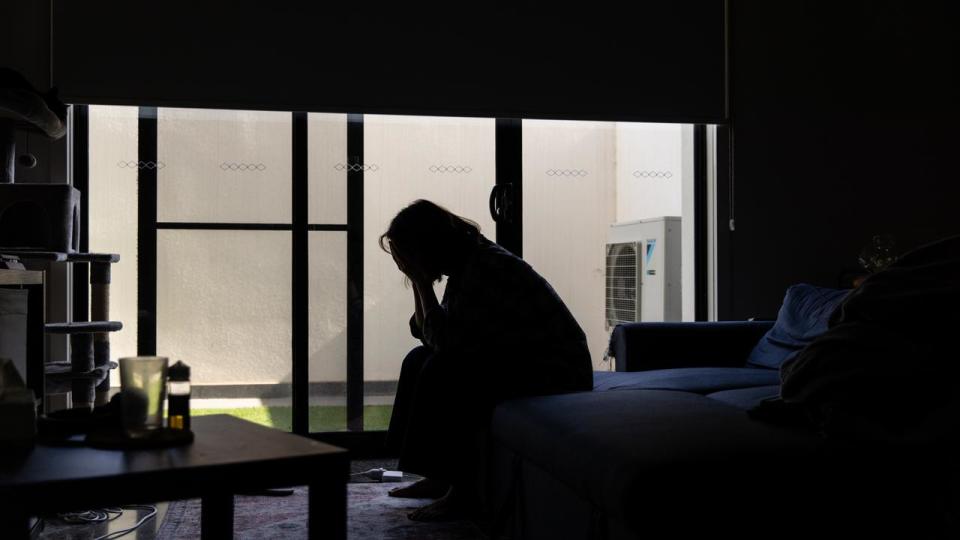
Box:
745;284;849;369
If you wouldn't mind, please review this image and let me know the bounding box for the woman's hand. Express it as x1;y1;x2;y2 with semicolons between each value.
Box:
408;267;434;289
411;280;425;328
390;247;409;276
391;245;433;287
390;243;441;328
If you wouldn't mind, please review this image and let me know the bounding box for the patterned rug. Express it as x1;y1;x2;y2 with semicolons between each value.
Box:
156;482;487;539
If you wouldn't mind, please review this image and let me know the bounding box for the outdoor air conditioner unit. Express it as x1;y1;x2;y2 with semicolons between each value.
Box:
605;217;681;327
605;242;641;328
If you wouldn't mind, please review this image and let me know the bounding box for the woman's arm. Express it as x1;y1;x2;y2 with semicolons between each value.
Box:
412;281;425;328
413;276;442;322
409;281;426;340
391;245;448;349
412;275;448;351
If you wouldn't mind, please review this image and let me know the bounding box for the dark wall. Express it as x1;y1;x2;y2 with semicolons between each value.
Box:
723;1;960;319
1;0;67;184
14;1;960;320
51;1;726;123
0;1;49;89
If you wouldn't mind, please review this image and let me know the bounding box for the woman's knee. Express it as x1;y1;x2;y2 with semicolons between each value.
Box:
400;345;432;378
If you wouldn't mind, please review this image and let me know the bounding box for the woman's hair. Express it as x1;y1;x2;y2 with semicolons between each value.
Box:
380;200;481;277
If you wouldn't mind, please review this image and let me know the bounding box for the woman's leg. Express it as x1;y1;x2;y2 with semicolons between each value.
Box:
394;349;461;480
403;352;494;521
387;346;432;454
387;346;450;499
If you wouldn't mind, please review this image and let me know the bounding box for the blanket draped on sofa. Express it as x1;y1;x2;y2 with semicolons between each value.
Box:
780;235;960;443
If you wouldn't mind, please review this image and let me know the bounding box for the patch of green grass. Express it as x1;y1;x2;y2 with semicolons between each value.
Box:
191;405;393;432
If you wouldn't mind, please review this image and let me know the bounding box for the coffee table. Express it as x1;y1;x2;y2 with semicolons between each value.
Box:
0;414;348;539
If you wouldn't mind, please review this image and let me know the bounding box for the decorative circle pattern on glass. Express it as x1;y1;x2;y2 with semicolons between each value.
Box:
632;170;673;179
428;165;473;174
546;169;588;177
117;160;165;170
334;163;379;172
220;162;267;171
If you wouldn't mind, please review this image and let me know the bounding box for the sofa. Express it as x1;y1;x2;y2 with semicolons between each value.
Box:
487;283;957;539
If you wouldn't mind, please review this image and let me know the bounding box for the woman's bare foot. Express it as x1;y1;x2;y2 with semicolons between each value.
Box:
407;487;468;522
388;477;449;499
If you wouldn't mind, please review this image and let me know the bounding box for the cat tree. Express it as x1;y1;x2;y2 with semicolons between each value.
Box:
0;68;121;410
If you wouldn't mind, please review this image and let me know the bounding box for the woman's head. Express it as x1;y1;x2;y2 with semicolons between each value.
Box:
380;199;481;281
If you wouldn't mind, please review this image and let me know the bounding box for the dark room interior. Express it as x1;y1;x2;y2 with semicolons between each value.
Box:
1;1;959;539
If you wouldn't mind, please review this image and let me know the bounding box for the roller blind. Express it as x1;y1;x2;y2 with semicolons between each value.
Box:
52;1;726;122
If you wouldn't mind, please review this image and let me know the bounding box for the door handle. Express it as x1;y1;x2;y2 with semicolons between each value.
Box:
489;185;501;222
489;184;514;224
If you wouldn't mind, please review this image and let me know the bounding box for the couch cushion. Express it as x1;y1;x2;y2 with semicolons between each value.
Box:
745;284;849;369
492;389;934;538
593;368;779;395
706;385;780;410
492;389;831;527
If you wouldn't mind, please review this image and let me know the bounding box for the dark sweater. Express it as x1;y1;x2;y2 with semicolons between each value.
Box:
410;236;593;396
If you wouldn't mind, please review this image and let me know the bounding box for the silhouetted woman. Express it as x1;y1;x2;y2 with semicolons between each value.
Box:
383;199;593;521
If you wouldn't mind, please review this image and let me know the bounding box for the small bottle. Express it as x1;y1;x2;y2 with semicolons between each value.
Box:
167;360;191;430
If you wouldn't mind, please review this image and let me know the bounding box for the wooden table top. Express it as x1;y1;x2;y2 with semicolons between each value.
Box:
0;415;348;511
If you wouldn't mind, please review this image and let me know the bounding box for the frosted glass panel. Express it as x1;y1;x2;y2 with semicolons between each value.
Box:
523;120;693;369
363;114;495;393
88;105;139;385
157;230;292;389
522;120;617;369
308;232;347;431
615;123;684;222
157;108;292;223
308;113;348;224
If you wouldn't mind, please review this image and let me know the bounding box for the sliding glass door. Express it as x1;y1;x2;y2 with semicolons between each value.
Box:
86;107;495;438
83;105;708;446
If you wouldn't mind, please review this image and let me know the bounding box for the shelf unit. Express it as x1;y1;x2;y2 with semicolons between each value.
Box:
0;250;122;411
0;267;44;407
